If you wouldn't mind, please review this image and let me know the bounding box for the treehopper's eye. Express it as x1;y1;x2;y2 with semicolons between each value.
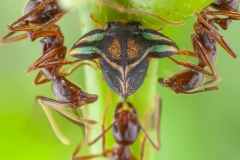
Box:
136;24;142;30
104;22;111;30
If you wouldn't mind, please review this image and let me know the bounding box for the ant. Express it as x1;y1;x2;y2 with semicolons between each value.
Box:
0;0;68;44
158;0;239;94
31;26;99;144
26;25;99;144
0;0;97;83
72;96;161;160
2;1;102;144
22;17;100;145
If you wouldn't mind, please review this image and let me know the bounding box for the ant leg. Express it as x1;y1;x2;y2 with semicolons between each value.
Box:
38;97;97;124
31;9;70;37
141;136;147;160
139;96;161;151
101;92;111;152
0;25;62;44
90;14;103;29
177;50;198;57
8;0;54;30
177;85;219;94
8;23;45;32
35;54;101;70
25;64;34;73
72;92;113;159
140;105;155;160
207;10;240;20
81;106;91;145
25;62;51;85
38;96;69;145
195;12;237;58
33;71;51;85
174;34;216;76
35;59;83;69
37;96;97;144
30;26;64;40
72;135;111;160
33;44;100;70
85;91;112;146
10;24;63;41
60;62;99;77
33;46;68;68
99;0;183;25
72;140;86;159
201;76;221;86
168;56;214;76
191;34;216;76
201;26;237;58
72;106;105;160
0;32;28;44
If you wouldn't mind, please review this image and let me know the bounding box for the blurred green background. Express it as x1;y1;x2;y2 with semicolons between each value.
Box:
0;0;240;160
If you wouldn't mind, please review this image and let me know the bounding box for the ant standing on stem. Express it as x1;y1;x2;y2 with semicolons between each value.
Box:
72;94;161;160
0;0;100;144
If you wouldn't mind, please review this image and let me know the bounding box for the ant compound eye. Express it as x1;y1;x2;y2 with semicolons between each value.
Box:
113;125;118;133
104;22;111;30
61;89;71;96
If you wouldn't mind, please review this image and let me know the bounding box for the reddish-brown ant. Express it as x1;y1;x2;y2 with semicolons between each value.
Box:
0;0;97;84
25;25;99;145
71;96;161;160
0;0;68;44
30;27;99;144
1;1;101;145
158;0;239;94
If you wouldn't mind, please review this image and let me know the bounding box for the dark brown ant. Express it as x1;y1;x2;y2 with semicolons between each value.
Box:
72;96;161;160
32;29;98;144
0;0;68;44
158;0;239;94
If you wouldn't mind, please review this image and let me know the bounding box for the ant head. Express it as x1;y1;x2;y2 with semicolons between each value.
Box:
112;102;141;146
104;21;142;37
53;76;98;107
